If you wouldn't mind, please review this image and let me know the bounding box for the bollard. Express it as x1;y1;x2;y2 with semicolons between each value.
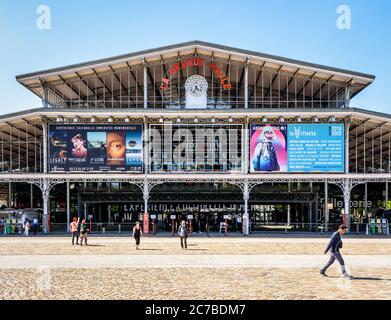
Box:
118;224;121;234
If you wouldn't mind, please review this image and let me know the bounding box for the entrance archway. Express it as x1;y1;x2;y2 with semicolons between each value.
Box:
149;182;243;233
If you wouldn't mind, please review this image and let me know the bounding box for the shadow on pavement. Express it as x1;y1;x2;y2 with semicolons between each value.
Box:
326;275;391;281
351;277;391;281
80;244;105;247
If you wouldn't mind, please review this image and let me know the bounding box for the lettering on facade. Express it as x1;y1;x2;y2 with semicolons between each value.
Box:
160;57;232;92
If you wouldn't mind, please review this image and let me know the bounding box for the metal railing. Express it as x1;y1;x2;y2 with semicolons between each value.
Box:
47;99;347;110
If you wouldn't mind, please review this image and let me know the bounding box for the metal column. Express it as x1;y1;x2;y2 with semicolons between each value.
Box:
143;179;149;216
41;119;48;174
244;118;249;174
345;119;351;174
343;192;350;231
287;182;291;226
30;183;33;208
342;179;351;232
324;181;329;232
8;182;11;207
244;58;249;109
386;181;389;210
143;179;149;235
38;117;49;229
242;180;250;236
41;181;50;234
84;202;87;220
143;117;149;174
66;180;70;232
143;59;148;109
364;182;368;218
40;82;49;108
344;85;351;109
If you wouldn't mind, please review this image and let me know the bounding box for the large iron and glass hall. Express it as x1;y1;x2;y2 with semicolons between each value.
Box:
1;40;389;234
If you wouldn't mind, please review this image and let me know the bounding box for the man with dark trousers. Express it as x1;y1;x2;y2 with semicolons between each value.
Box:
320;224;353;278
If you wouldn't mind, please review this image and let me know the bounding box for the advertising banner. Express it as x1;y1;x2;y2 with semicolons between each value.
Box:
250;123;344;173
287;123;344;172
250;124;288;172
143;212;149;235
49;124;143;172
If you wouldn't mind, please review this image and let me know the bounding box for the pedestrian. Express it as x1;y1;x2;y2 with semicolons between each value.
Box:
79;219;89;246
320;224;353;278
70;217;80;245
178;220;188;249
23;219;30;236
205;215;210;237
213;216;218;232
237;215;242;233
32;218;39;236
249;216;254;234
132;221;143;250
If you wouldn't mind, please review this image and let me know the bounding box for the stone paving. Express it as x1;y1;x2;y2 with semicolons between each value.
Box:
1;235;391;255
0;236;391;300
2;254;391;268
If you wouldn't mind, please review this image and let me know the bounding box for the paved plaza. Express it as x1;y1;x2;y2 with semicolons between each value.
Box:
1;235;391;300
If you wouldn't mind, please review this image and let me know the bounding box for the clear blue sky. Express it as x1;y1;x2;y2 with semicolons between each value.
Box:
0;0;390;113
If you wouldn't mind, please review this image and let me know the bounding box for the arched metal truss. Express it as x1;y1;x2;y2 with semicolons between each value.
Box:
2;175;390;194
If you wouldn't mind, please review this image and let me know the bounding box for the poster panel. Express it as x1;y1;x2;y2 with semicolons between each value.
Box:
250;124;288;173
250;123;344;173
287;123;344;172
49;124;143;172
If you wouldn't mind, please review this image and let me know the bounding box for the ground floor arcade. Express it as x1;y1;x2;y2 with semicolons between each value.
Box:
1;174;391;235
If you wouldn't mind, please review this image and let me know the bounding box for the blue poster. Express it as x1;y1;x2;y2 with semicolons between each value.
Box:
287;124;344;172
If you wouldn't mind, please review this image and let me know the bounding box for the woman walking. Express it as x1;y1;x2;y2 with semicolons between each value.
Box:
79;219;89;246
178;220;188;249
132;221;143;250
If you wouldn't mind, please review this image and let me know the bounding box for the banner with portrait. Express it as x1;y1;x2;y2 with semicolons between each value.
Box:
48;124;143;172
250;124;288;173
